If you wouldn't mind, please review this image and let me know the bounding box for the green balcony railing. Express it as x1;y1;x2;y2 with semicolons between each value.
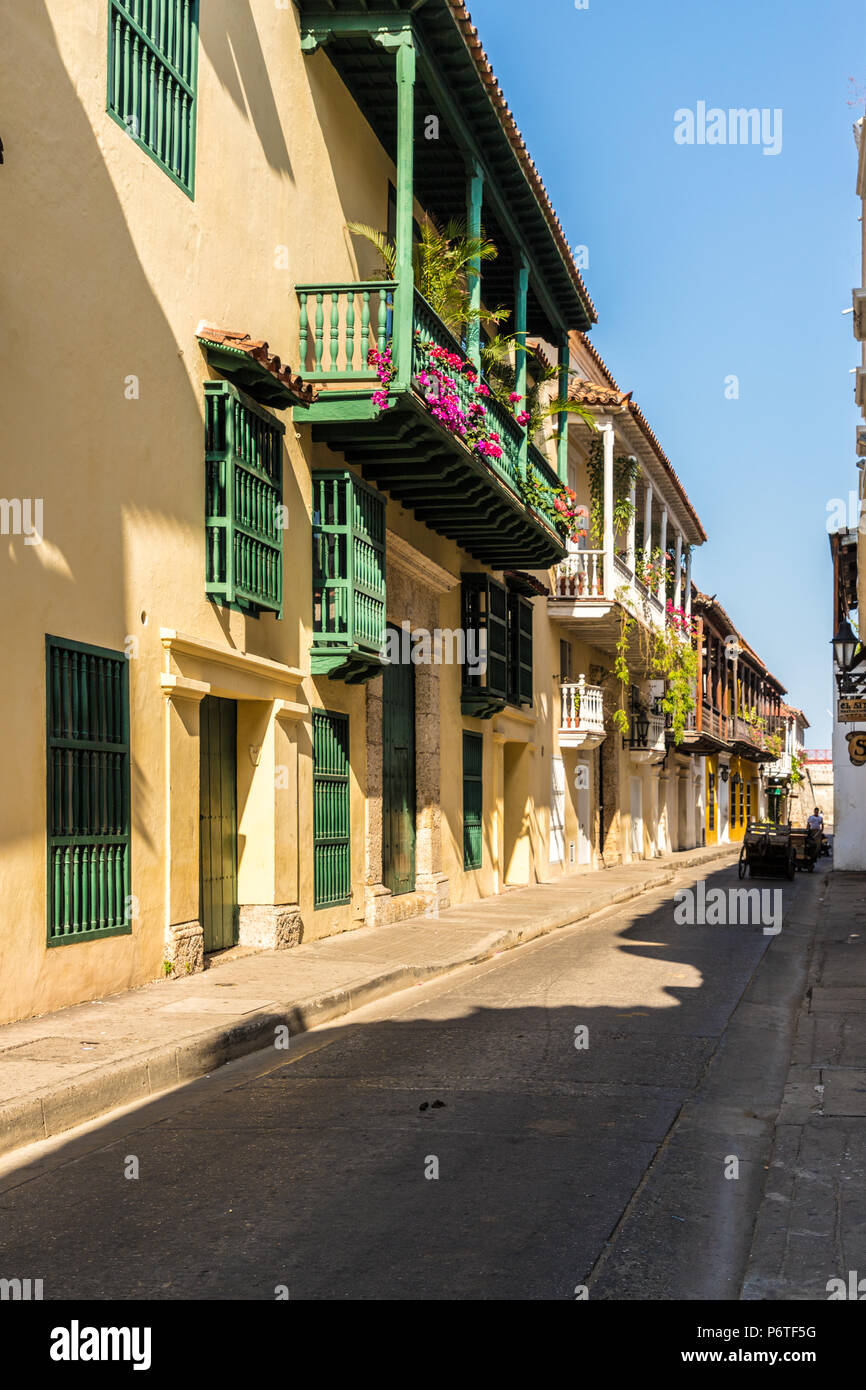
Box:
294;281;566;554
412;290;526;494
297;282;396;380
528;440;561;491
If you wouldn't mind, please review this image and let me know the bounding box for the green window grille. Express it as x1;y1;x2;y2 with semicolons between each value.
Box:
311;471;386;684
205;381;285;617
461;575;532;717
46;637;131;945
463;732;484;871
313;709;351;909
107;0;199;197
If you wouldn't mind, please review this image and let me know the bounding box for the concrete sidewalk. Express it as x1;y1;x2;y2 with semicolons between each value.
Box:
0;844;736;1159
743;869;866;1300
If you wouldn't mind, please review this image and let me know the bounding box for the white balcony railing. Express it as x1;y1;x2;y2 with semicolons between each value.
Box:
560;676;606;749
553;548;605;600
766;752;793;780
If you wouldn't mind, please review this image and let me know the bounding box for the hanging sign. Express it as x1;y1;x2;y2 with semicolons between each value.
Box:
846;731;866;766
839;698;866;723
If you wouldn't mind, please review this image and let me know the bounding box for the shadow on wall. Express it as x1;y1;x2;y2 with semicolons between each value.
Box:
1;4;205;862
199;0;294;181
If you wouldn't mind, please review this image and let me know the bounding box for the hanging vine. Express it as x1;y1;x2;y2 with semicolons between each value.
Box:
612;586;636;735
651;605;698;745
586;439;640;548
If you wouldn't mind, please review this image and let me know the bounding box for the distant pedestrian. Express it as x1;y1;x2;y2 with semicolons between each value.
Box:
807;807;824;843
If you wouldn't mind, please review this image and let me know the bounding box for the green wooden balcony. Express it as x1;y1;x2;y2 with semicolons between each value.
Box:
204;382;284;617
311;470;387;684
295;283;567;570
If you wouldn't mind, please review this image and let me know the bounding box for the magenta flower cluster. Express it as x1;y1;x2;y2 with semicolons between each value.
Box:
666;600;695;639
412;340;506;461
368;345;396;411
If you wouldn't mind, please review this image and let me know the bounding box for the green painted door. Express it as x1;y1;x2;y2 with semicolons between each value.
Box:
382;630;416;896
199;695;238;952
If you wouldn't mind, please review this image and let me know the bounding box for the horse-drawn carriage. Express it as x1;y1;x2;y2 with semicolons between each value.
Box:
737;822;821;879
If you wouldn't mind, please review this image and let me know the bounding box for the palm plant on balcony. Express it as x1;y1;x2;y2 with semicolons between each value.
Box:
481;337;594;441
587;440;639;548
346;216;506;339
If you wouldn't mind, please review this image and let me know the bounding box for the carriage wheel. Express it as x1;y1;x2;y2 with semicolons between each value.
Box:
738;844;748;880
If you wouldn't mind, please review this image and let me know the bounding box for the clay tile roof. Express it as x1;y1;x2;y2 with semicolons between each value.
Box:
567;352;707;543
505;570;550;597
197;327;317;408
446;2;597;324
692;588;788;694
568;378;633;410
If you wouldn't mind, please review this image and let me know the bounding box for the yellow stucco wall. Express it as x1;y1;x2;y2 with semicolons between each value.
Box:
0;2;701;1027
0;1;407;1021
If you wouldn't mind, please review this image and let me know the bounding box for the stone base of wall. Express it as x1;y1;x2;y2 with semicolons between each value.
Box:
365;875;451;928
238;904;302;951
165;919;204;977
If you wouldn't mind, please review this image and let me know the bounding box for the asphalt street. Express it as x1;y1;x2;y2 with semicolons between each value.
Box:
0;860;815;1301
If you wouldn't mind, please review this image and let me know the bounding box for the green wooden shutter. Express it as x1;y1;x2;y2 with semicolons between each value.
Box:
46;637;131;945
205;381;285;617
463;732;483;870
313;710;351;908
311;471;386;683
107;0;200;196
517;596;534;706
487;579;509;701
461;575;508;718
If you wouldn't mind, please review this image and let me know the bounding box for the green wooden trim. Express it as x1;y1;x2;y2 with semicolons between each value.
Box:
45;635;132;946
393;39;417;388
466;158;484;370
557;336;570;484
514;257;529;479
200;340;306;410
462;731;484;870
312;708;352;908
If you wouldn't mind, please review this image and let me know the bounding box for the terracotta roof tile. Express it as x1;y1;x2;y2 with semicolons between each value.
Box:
446;2;597;324
567;347;707;543
692;588;788;694
197;327;316;407
569;378;633;410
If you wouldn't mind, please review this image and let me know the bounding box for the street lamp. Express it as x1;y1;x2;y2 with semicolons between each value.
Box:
831;619;860;673
634;712;650;747
720;766;729;784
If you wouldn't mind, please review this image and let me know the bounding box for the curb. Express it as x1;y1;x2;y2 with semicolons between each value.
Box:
0;845;738;1160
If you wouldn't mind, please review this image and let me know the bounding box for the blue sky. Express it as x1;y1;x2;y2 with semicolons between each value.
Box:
469;0;865;744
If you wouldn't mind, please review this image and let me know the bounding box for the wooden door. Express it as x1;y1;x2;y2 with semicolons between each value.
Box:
382;630;416;896
199;696;238;953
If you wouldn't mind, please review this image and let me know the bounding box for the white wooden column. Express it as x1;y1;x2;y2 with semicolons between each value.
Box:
626;460;637;574
643;482;653;580
601;416;614;598
685;546;692;617
674;531;683;610
658;507;668;605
